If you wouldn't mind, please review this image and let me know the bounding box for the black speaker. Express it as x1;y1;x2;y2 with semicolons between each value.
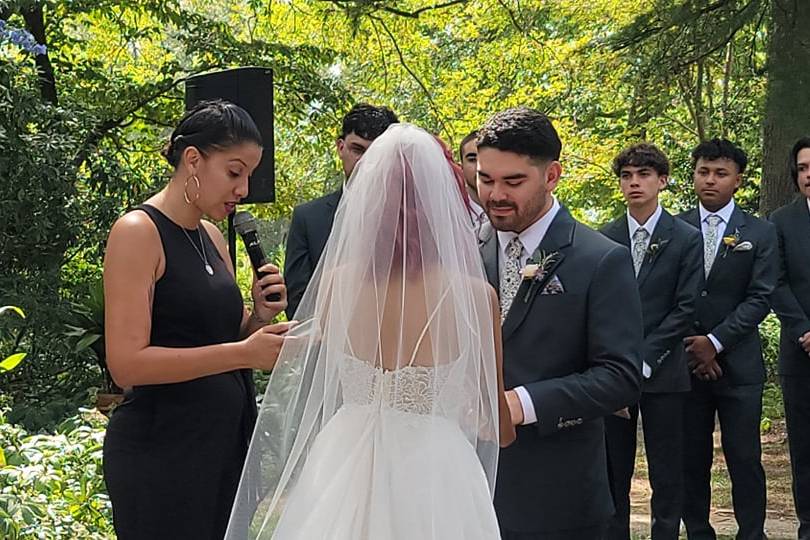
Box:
185;67;275;203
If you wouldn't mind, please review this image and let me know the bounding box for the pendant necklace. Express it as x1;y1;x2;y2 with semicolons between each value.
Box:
182;226;214;275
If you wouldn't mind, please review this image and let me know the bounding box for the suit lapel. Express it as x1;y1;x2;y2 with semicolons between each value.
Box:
707;206;746;283
637;211;674;288
602;215;630;247
326;188;342;212
480;229;499;293
680;208;701;230
502;206;575;341
792;198;810;254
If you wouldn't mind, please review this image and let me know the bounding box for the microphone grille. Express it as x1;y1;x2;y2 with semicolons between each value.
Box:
233;211;256;234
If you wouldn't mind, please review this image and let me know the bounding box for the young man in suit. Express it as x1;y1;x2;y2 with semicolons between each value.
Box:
601;144;703;540
770;137;810;540
678;139;778;540
283;103;398;318
477;107;643;540
459;129;489;237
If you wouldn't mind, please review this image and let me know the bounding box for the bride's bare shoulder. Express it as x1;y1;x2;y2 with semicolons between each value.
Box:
448;273;496;302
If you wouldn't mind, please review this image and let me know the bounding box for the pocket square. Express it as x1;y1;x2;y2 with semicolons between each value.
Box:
732;241;753;252
541;275;565;295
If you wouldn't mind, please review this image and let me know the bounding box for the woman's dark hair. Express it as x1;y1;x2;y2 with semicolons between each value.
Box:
612;143;670;177
161;99;262;168
788;137;810;190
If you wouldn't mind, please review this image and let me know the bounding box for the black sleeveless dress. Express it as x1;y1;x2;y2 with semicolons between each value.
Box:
103;204;257;540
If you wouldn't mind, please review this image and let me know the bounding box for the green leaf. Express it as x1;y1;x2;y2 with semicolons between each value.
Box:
75;333;102;352
0;353;26;373
0;306;25;319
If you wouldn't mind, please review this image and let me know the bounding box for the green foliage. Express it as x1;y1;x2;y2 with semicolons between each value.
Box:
63;278;118;394
0;1;350;429
0;306;26;372
759;313;784;430
0;0;795;429
0;409;113;539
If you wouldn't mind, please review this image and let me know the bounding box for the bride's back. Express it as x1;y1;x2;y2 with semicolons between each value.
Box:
347;270;461;372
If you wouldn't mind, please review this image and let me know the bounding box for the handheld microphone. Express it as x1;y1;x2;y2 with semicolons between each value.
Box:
233;211;281;302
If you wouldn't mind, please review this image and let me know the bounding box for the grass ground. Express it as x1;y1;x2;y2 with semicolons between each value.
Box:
629;419;797;539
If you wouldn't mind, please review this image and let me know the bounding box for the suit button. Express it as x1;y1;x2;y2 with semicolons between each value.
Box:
694;321;701;327
700;290;708;297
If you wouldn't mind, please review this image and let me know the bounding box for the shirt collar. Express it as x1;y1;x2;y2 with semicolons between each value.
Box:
806;197;810;215
469;199;486;221
699;198;735;224
497;197;561;259
627;204;663;238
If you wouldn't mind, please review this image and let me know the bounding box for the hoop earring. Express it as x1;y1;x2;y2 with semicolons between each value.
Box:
184;174;200;204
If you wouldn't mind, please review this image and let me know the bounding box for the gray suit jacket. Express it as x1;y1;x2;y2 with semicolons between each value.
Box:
770;198;810;376
601;210;703;393
283;189;341;319
678;206;778;385
482;205;643;533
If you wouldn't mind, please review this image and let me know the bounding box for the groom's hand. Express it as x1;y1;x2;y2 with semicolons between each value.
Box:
505;390;524;426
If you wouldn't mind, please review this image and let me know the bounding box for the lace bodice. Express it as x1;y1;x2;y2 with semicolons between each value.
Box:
339;355;455;416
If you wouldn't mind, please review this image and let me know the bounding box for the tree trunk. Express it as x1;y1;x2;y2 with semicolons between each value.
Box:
21;6;57;105
760;0;810;215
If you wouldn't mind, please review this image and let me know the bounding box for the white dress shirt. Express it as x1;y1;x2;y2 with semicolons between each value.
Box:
627;204;663;378
626;204;663;249
496;197;561;425
698;199;736;353
469;199;489;240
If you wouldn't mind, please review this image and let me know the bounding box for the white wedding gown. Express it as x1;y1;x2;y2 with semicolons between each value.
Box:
269;355;502;540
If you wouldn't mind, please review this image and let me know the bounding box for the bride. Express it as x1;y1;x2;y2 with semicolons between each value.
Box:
225;123;515;540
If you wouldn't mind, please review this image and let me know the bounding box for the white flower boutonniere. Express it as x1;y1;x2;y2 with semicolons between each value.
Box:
521;250;561;302
645;238;671;263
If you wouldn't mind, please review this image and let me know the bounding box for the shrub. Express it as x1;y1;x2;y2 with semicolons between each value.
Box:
0;409;113;539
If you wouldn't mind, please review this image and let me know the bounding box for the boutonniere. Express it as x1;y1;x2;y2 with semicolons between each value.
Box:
645;238;671;263
721;228;741;257
521;250;560;302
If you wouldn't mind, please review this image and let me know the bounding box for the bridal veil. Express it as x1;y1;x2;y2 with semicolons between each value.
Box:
225;123;501;539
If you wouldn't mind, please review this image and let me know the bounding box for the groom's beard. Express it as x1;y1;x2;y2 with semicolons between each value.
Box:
487;191;549;233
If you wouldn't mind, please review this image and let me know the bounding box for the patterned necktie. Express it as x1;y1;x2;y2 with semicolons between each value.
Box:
631;227;650;277
500;237;524;322
703;214;723;277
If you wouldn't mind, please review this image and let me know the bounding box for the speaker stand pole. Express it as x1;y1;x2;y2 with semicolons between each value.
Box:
228;211;237;271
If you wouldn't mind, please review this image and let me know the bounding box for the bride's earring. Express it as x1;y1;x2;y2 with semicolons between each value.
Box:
184;174;201;204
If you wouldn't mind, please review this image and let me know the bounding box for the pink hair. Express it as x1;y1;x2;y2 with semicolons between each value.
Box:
377;135;469;279
433;134;471;211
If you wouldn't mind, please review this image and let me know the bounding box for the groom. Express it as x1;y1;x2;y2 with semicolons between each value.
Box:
477;107;643;540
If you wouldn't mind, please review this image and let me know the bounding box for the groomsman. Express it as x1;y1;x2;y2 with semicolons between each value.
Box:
459;129;488;236
284;104;398;318
601;143;702;540
770;137;810;540
678;139;778;540
477;107;643;540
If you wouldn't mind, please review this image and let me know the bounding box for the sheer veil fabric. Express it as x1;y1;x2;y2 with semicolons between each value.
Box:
225;123;502;539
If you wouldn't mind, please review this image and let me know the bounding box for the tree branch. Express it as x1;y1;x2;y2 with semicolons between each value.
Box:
321;0;469;19
383;0;468;18
495;0;575;102
370;15;451;136
72;76;190;169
